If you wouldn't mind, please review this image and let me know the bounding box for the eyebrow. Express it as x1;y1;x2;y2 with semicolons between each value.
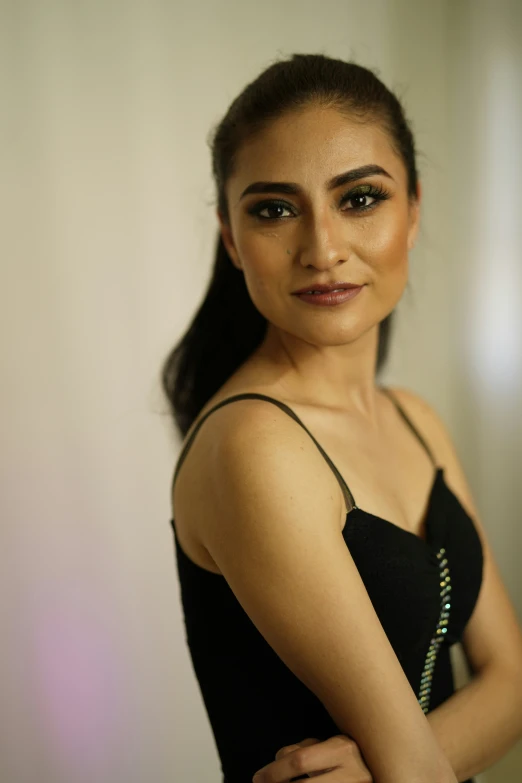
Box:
238;164;394;202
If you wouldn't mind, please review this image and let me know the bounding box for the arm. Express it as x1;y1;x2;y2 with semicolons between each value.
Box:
195;399;457;783
427;664;522;782
389;387;522;781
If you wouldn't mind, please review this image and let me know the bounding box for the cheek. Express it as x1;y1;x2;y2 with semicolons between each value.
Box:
364;215;410;274
237;233;287;289
233;250;283;316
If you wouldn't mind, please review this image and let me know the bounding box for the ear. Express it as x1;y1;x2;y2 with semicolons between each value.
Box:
217;212;242;271
407;181;422;251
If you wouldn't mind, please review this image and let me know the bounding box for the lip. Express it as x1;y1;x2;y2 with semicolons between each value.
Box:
292;282;364;294
293;286;364;307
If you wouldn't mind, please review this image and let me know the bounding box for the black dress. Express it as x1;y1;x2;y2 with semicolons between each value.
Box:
171;390;483;783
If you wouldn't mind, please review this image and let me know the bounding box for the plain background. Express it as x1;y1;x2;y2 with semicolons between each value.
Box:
2;1;521;781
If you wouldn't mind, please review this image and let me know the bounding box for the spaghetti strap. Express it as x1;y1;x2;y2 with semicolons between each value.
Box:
379;386;437;467
171;392;356;513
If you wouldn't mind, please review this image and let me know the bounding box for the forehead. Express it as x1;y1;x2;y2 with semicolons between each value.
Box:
228;106;404;196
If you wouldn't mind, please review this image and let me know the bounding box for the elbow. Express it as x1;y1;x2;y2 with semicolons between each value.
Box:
417;752;457;783
439;772;458;783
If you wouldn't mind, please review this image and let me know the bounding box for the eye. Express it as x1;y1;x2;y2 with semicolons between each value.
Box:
341;184;391;213
247;183;391;222
344;193;378;210
247;200;295;220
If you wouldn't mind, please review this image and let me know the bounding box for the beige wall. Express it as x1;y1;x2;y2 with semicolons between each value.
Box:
2;1;520;781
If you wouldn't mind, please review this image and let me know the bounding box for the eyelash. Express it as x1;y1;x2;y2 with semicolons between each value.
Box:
247;184;391;221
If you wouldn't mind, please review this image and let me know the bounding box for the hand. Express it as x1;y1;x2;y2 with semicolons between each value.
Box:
252;734;373;782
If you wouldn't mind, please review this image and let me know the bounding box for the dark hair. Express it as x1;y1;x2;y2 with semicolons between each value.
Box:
161;53;419;438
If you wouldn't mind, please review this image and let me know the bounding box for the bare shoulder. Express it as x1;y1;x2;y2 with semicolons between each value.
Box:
385;384;483;532
175;394;346;529
386;385;486;521
384;386;448;459
178;393;452;779
172;395;347;558
388;386;522;678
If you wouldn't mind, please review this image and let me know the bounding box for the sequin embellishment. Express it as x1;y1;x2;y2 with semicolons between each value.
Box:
417;547;451;714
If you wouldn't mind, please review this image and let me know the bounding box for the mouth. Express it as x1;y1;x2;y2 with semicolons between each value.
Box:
292;286;365;307
292;282;365;295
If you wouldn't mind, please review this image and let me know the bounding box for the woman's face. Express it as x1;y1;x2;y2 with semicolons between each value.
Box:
219;105;421;348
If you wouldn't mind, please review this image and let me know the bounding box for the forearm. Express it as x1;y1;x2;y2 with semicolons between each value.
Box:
427;664;522;782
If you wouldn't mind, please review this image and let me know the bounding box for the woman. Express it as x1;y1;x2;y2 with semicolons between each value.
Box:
161;54;522;782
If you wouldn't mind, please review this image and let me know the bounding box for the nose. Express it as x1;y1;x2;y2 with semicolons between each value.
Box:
298;207;348;270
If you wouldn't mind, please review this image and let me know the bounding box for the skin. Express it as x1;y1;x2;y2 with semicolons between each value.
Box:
216;103;422;782
199;103;522;781
218;103;421;427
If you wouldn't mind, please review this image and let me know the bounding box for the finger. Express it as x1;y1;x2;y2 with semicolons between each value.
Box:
275;739;320;761
254;735;358;782
275;744;300;761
